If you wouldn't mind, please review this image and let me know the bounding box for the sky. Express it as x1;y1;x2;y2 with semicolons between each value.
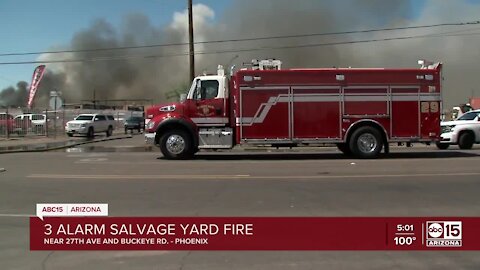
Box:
0;0;231;88
1;0;480;108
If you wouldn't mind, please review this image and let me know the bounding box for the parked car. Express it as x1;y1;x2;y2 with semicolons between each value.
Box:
14;114;46;134
437;109;480;149
17;113;46;125
0;113;14;134
124;116;144;134
65;114;115;138
12;116;32;136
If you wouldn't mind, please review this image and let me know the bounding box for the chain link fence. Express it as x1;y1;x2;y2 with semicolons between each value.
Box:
0;106;142;139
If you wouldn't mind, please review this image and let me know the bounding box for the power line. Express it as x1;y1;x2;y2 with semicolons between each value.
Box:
1;27;480;65
0;20;479;57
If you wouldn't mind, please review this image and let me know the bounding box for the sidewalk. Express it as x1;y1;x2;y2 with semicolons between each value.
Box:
0;132;132;153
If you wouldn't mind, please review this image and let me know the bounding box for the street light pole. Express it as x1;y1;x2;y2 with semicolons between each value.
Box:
188;0;195;82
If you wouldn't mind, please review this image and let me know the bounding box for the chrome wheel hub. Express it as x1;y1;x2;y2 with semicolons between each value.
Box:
357;133;377;153
166;134;185;154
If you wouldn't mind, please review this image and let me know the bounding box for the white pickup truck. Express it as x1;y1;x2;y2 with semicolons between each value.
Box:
437;109;480;149
65;114;115;138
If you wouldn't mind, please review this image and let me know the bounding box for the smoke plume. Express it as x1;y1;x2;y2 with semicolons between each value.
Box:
0;81;28;107
1;0;480;108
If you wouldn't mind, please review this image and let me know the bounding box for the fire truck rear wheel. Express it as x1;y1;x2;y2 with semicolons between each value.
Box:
349;126;383;159
159;130;194;160
458;132;474;150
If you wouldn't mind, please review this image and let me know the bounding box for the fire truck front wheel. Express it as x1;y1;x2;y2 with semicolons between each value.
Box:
349;126;383;159
159;130;194;160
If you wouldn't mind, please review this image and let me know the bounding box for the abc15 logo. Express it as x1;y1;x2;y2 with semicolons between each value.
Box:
426;221;462;240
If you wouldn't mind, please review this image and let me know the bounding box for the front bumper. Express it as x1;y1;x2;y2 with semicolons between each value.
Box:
145;132;156;145
66;127;87;134
439;132;457;143
125;124;142;129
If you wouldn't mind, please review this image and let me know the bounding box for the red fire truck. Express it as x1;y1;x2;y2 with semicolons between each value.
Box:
145;59;442;159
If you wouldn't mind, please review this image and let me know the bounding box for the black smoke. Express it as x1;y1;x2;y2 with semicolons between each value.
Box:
1;0;480;108
0;81;28;107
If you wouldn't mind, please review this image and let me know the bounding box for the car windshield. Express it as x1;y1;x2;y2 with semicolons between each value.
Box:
457;111;480;121
75;115;94;121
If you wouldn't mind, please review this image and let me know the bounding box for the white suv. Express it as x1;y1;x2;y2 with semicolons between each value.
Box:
14;114;47;126
65;114;115;138
437;109;480;149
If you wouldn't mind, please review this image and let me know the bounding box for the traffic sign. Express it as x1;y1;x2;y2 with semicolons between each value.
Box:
49;96;63;110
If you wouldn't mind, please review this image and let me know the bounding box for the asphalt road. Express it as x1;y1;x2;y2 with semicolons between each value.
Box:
1;134;480;269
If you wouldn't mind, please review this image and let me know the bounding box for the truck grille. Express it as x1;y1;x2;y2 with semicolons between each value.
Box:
68;123;81;128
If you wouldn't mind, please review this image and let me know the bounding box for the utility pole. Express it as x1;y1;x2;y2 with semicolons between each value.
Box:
93;88;96;109
188;0;195;82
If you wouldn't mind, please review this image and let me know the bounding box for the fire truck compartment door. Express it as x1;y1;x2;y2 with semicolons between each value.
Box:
240;87;290;140
198;127;233;149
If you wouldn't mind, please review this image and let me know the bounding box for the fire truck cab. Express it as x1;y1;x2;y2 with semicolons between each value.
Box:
145;59;442;159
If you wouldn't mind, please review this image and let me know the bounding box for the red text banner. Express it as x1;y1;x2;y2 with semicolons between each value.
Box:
30;217;480;250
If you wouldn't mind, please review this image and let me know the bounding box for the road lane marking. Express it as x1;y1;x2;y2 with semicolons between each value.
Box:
27;172;480;180
70;156;480;165
28;174;252;179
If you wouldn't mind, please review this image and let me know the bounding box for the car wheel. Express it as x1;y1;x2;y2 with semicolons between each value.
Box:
435;142;449;150
87;127;94;138
349;126;383;159
458;132;474;149
159;130;194;160
106;126;113;137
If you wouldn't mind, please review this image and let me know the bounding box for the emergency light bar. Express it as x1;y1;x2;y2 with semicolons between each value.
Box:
243;59;282;70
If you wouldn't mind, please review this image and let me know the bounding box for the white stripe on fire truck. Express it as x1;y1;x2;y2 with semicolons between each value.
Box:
191;117;229;125
237;93;441;125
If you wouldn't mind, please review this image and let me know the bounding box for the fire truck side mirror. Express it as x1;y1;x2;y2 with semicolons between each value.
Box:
180;94;187;103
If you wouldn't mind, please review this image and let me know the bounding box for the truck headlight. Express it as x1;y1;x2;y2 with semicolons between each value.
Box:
81;123;86;127
441;125;455;133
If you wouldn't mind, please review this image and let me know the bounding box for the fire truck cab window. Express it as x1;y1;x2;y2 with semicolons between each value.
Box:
194;80;219;100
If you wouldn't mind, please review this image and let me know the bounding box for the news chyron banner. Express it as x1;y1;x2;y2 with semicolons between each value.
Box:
31;204;480;250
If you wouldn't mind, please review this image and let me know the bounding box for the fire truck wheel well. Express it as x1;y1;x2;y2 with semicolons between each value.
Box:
155;121;197;148
345;121;388;148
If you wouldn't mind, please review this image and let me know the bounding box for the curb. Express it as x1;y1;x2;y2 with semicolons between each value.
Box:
0;135;133;154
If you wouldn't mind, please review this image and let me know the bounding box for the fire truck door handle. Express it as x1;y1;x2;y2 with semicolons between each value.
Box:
215;108;222;115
